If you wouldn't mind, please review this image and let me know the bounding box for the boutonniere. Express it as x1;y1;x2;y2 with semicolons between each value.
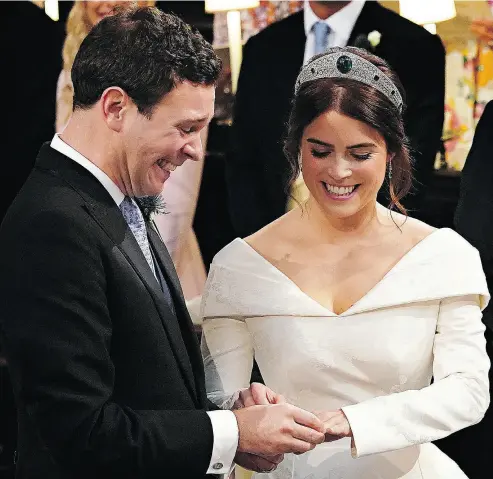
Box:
135;194;167;221
353;31;381;51
367;30;382;48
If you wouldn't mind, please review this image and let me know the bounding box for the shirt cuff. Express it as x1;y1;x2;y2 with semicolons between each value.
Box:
206;410;239;475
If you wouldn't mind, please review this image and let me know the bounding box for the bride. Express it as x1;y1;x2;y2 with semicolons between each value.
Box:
200;47;491;478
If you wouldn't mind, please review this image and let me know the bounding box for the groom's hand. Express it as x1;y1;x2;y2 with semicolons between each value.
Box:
234;452;284;473
233;403;325;456
234;382;286;409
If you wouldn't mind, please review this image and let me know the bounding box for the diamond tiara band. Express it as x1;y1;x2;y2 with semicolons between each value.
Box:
295;52;403;112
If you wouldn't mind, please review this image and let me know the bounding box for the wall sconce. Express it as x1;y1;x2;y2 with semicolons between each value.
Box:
31;0;59;21
205;0;260;94
399;0;456;34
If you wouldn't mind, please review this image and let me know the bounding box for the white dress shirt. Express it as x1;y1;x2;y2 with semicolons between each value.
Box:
50;134;239;476
303;0;366;64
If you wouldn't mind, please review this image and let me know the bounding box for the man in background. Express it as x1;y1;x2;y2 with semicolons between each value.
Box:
453;99;493;479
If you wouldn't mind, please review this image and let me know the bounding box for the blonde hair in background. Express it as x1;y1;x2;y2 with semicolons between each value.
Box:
57;1;156;130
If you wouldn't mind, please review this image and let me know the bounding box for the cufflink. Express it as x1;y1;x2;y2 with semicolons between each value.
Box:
212;463;224;470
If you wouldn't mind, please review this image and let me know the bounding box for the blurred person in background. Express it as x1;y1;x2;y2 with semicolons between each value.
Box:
1;1;64;224
451;99;493;479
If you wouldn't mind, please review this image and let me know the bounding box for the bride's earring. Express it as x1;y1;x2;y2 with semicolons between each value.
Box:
388;161;393;181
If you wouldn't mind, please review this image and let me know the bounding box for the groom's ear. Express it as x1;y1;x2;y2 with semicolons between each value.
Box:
101;87;132;132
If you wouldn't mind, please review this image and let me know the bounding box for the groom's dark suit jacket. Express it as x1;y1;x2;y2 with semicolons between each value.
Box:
228;1;446;237
0;145;217;479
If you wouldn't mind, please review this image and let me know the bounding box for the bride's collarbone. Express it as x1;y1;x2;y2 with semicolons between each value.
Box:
269;243;413;314
249;222;435;313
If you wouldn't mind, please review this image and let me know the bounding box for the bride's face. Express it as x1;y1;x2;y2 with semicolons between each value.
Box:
300;110;389;219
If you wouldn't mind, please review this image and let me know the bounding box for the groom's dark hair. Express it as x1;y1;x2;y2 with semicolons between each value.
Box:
71;6;221;118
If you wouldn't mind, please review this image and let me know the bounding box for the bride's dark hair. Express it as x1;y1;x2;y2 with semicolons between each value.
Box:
283;46;413;215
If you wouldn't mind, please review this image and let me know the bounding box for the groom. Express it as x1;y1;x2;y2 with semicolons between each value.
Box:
0;7;325;478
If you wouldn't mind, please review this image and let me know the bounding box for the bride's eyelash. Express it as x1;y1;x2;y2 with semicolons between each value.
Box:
311;150;373;161
352;153;372;161
311;149;330;158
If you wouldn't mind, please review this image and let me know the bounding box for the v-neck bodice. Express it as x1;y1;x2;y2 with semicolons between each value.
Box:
235;229;446;317
202;228;488;320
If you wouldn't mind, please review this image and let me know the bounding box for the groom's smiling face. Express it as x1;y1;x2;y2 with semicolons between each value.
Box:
118;80;215;197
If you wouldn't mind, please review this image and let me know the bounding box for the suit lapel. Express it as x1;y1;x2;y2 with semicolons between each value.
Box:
147;221;185;302
348;1;379;47
147;224;206;407
84;202;200;405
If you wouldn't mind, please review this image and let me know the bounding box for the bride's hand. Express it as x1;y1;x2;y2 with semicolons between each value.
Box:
315;410;353;441
234;382;286;409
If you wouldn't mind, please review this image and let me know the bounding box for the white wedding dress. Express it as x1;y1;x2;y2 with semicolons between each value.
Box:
201;228;491;478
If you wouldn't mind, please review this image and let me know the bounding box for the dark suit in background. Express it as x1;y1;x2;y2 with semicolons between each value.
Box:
451;99;493;478
0;145;216;479
0;4;64;474
1;1;64;223
228;1;445;238
455;100;493;327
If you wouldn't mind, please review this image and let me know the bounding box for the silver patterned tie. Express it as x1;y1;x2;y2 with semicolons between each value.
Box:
119;196;156;276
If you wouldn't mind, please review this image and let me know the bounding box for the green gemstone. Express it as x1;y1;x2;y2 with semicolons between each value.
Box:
337;55;352;74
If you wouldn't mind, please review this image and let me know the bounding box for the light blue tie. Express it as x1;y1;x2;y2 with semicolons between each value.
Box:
313;21;330;55
120;196;156;276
